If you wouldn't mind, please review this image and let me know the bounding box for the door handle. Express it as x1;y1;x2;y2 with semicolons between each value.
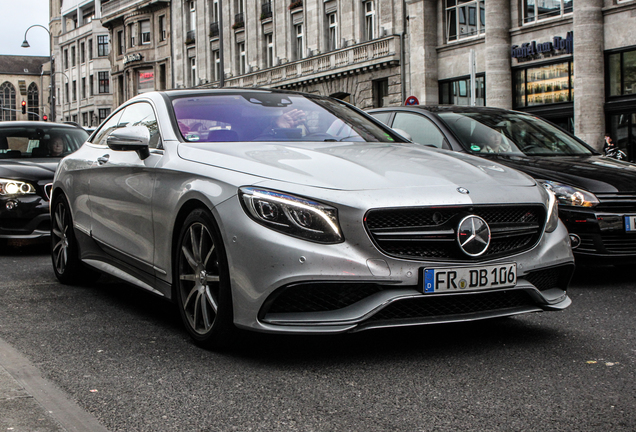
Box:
97;155;110;165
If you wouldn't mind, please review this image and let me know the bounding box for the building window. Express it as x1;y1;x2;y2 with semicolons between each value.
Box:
65;83;69;103
89;110;95;126
238;42;246;74
71;46;76;67
141;20;151;44
265;34;274;68
513;61;573;108
82;112;88;127
98;71;110;93
89;74;94;96
214;50;221;81
440;74;486;106
159;15;166;41
446;0;485;42
72;80;77;101
63;49;68;69
27;82;39;121
138;69;155;93
189;0;196;32
82;77;86;99
98;108;111;124
80;42;85;63
72;114;78;124
522;0;572;24
364;1;375;41
97;35;109;56
295;24;304;60
190;57;197;86
607;48;636;97
129;23;136;47
88;39;93;60
373;78;388;107
1;82;16;121
328;12;338;51
118;31;124;55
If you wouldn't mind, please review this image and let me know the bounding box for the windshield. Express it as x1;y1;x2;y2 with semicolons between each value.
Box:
438;111;595;156
172;93;402;143
0;126;88;159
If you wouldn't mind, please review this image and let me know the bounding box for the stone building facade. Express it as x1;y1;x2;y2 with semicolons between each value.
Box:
410;0;636;157
54;0;114;126
0;56;51;122
101;0;172;107
171;0;406;109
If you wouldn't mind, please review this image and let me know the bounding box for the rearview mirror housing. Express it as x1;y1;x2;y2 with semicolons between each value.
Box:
106;126;151;159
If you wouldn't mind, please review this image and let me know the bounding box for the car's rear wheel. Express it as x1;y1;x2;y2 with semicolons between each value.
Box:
175;209;234;349
51;194;96;285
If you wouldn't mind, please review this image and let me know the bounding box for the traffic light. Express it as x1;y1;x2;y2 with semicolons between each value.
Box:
21;100;26;115
42;115;48;121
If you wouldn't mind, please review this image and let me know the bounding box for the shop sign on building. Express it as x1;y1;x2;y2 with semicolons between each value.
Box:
511;32;573;61
124;53;143;65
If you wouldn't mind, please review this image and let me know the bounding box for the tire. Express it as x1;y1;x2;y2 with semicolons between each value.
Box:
50;194;97;285
175;209;235;349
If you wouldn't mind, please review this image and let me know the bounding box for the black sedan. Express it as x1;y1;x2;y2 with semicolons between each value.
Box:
0;122;88;244
367;106;636;264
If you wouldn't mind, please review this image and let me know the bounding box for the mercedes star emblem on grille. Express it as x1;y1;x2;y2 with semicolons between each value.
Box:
457;215;491;256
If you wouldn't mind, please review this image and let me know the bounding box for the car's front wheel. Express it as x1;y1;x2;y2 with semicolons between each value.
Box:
51;194;96;285
175;209;234;349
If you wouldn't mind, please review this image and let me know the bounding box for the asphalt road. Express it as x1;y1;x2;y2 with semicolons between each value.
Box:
0;243;634;432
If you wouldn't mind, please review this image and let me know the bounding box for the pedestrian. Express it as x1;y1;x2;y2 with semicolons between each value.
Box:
603;133;626;160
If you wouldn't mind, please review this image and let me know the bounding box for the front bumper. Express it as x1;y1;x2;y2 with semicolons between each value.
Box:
217;196;574;335
0;195;50;239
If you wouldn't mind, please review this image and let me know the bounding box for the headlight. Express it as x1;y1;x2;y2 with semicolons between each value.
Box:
239;187;343;244
0;179;36;196
537;180;599;208
544;189;559;233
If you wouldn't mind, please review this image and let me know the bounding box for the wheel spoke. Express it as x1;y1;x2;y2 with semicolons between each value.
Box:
189;226;201;263
193;292;201;328
181;244;198;271
205;275;219;283
183;285;198;311
205;286;218;313
180;274;197;281
203;243;215;267
201;293;212;329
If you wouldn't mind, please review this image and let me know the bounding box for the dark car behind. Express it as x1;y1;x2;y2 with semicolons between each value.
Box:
368;106;636;265
0;122;88;244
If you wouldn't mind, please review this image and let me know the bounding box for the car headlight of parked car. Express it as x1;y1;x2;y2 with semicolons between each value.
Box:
0;179;36;196
544;188;559;233
538;180;599;208
239;187;343;244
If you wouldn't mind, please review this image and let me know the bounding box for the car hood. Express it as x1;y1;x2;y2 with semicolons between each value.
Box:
485;154;636;194
0;159;59;182
178;141;536;190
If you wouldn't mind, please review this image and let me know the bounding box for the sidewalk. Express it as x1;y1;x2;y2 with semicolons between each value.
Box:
0;337;110;432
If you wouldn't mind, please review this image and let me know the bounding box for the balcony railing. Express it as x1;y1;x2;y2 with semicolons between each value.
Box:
185;30;195;45
261;1;272;19
218;35;399;89
233;12;244;30
210;22;219;38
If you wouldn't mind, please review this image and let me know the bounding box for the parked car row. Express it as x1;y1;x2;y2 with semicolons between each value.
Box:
1;89;633;348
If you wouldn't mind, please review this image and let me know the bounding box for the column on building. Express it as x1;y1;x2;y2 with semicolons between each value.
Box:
408;0;438;104
573;0;604;150
484;0;511;109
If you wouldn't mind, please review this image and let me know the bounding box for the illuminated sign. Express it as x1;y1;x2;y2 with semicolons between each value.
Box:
511;32;573;60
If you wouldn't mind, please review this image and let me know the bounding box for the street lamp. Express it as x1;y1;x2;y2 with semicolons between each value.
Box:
22;24;54;120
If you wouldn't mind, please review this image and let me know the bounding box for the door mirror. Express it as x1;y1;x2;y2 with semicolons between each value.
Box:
106;126;151;159
392;128;413;143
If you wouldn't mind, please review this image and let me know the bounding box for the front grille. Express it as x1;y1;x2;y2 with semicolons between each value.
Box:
595;193;636;213
366;290;534;323
365;205;545;261
265;283;388;314
577;232;636;255
524;265;574;291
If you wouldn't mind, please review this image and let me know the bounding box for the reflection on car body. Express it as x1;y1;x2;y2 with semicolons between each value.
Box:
368;106;636;265
0;121;88;242
51;90;574;348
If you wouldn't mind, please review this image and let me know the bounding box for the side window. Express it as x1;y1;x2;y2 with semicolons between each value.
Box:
392;112;446;149
369;112;391;125
91;110;123;146
117;102;161;149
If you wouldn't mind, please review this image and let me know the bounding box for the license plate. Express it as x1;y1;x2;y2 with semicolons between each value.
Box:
421;263;517;293
625;215;636;233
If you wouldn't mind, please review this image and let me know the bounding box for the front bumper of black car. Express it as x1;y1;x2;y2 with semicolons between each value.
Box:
0;194;50;239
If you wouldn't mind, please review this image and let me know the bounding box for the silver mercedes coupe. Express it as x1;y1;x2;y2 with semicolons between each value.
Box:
50;89;574;348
